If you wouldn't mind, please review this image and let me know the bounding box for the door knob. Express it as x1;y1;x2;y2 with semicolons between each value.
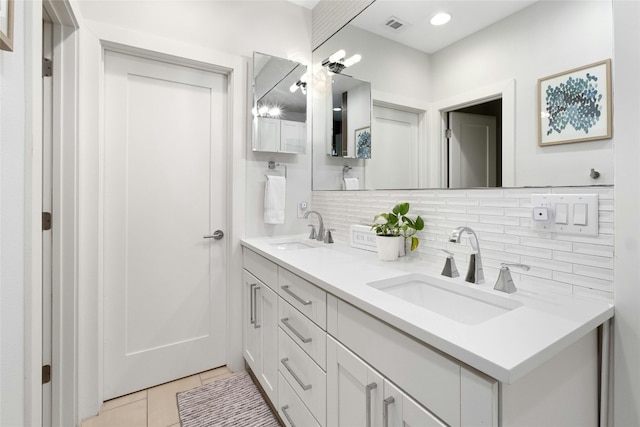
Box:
203;230;224;240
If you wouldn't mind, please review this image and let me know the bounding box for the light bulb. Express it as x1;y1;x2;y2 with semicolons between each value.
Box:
258;105;269;116
328;49;346;63
269;107;281;117
290;82;299;93
343;54;362;68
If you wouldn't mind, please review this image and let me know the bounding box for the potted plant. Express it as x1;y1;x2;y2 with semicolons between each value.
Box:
371;202;424;261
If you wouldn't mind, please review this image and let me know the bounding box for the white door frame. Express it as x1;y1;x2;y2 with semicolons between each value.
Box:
24;1;79;426
76;21;246;420
428;79;515;188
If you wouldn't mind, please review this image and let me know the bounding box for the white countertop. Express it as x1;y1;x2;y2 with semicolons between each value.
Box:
241;235;614;384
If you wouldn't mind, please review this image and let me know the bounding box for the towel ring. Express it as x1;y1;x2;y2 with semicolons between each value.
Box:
268;161;287;178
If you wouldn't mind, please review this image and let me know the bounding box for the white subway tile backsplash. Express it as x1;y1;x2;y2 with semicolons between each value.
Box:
311;185;614;301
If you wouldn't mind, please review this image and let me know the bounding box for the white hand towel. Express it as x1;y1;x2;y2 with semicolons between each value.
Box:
264;175;286;224
343;177;359;190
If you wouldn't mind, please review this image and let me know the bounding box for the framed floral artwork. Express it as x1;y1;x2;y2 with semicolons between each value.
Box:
355;126;371;159
538;59;611;146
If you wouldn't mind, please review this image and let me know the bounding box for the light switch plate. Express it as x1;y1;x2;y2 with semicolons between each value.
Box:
531;194;598;236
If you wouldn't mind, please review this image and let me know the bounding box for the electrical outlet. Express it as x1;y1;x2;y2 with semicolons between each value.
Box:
297;201;308;218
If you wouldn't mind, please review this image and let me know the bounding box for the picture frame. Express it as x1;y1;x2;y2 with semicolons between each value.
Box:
0;0;13;52
537;59;611;146
354;126;371;159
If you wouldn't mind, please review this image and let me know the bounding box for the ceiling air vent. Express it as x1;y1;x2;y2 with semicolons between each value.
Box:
383;16;410;32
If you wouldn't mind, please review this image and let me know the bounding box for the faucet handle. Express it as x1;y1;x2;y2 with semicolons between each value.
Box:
308;224;317;240
440;250;459;278
494;263;530;293
324;229;334;244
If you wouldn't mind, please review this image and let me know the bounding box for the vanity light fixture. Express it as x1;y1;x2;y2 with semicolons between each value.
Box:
255;104;283;118
430;12;451;26
289;71;309;94
322;49;362;74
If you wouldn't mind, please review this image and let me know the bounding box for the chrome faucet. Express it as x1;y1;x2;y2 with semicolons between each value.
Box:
449;226;484;284
494;263;530;293
303;210;325;242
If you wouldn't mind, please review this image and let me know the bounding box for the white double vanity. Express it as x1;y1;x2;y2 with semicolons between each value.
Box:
241;236;613;426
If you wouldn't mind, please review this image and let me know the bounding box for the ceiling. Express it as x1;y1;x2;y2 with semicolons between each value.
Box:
346;1;537;54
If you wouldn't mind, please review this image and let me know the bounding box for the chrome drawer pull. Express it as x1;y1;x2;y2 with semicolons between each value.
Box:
281;317;312;343
281;285;312;306
281;357;312;391
252;285;261;329
249;283;257;324
383;396;395;427
366;382;377;427
281;405;296;427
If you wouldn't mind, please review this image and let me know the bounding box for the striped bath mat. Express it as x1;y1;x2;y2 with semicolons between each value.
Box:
177;371;280;427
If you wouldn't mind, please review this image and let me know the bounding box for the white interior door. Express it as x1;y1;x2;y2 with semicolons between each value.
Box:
103;51;228;399
448;112;497;188
366;105;419;190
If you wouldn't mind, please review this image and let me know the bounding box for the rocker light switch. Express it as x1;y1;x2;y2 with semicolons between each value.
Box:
531;194;598;236
573;203;588;226
555;203;568;224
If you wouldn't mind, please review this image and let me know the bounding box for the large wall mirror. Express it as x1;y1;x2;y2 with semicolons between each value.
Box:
253;52;308;154
312;0;614;190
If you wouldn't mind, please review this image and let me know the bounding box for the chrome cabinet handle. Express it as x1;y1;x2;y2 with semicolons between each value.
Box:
366;382;378;427
203;230;224;240
383;396;395;427
281;405;296;427
281;285;312;306
252;285;261;329
281;358;312;391
249;283;257;324
281;317;312;343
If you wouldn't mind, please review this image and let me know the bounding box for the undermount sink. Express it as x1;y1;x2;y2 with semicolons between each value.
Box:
270;241;317;251
367;273;523;325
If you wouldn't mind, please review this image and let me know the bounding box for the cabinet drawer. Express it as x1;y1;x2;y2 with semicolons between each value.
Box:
279;299;327;370
278;328;326;426
278;373;321;427
243;248;277;290
279;268;327;329
337;300;461;427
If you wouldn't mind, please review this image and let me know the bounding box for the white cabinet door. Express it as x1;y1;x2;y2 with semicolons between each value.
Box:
243;271;261;372
280;120;306;153
256;281;278;403
242;269;278;403
254;117;280;152
383;380;446;427
327;337;383;427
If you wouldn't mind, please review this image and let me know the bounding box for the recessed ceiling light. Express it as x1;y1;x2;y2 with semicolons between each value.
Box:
430;12;451;26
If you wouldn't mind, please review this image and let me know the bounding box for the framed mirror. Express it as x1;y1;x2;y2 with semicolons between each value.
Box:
252;52;308;154
311;0;614;190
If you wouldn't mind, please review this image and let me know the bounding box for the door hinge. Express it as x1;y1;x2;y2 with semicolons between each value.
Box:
445;129;452;139
43;57;53;77
42;365;51;384
42;212;52;231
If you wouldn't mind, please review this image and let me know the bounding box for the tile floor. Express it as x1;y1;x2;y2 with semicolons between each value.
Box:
80;366;235;427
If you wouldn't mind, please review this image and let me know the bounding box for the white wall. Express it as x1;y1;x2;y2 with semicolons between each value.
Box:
73;0;312;421
0;0;26;424
429;1;614;187
612;0;640;424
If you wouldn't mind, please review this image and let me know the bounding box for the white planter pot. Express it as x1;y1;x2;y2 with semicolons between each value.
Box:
376;235;401;261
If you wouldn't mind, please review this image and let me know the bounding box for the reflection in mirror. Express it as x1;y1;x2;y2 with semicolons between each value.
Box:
252;52;307;154
312;1;614;190
329;74;372;159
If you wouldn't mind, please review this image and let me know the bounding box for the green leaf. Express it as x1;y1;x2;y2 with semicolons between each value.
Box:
414;216;424;231
394;202;410;216
410;236;419;251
